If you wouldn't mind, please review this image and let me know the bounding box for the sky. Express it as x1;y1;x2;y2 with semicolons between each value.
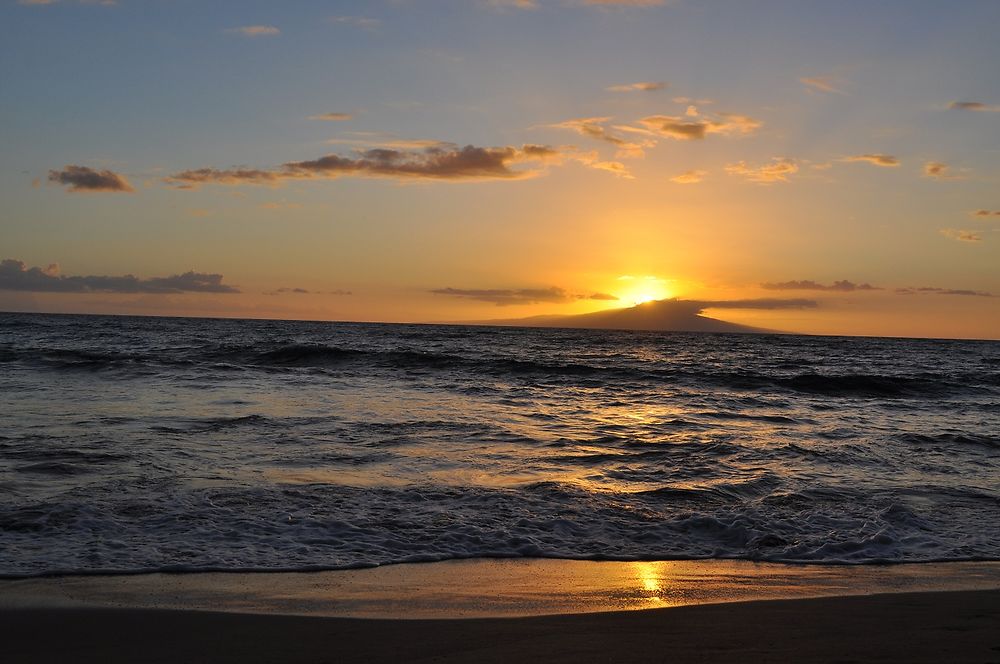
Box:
1;0;999;339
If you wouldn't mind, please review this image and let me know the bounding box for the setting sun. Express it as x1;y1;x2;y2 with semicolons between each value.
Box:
617;276;673;306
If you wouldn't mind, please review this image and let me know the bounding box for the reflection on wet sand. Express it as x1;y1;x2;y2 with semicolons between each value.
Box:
5;558;1000;619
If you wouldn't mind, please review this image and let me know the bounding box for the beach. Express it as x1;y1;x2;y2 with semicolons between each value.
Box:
3;559;1000;662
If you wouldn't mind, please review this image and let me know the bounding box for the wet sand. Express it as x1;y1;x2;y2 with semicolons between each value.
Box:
3;560;1000;663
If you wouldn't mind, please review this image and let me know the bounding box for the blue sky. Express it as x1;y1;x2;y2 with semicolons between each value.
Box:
2;0;999;337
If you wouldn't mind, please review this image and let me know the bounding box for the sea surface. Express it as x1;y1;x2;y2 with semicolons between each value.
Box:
1;312;998;577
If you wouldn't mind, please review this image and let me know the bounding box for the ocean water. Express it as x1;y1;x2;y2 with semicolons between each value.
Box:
0;312;998;577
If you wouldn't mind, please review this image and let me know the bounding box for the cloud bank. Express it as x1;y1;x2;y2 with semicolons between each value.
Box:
165;144;564;188
0;259;239;294
762;279;881;292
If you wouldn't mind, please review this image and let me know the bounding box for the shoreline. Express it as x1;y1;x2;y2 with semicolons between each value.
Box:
4;558;1000;662
4;558;1000;619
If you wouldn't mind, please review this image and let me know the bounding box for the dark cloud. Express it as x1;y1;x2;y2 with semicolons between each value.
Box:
923;161;951;179
431;287;574;306
948;101;1000;112
265;287;352;296
433;287;812;310
48;165;134;193
638;112;761;140
164;168;281;188
972;209;1000;217
762;279;881;292
0;259;239;294
896;286;993;297
691;298;818;310
165;144;562;188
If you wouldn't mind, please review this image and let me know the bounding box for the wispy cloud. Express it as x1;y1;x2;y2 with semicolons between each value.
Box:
762;279;881;292
549;117;651;157
725;158;798;184
972;209;1000;218
580;0;670;6
165;144;566;188
265;287;352;296
484;0;539;9
18;0;117;6
896;286;993;297
799;76;845;94
607;81;666;92
308;112;354;122
48;165;134;193
327;16;381;29
670;169;707;184
0;259;239;294
842;154;900;167
226;25;280;38
940;228;983;243
948;101;1000;113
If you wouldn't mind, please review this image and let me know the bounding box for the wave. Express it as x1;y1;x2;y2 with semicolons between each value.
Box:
5;341;997;399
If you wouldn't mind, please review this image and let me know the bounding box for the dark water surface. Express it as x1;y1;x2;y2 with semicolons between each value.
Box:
1;312;998;576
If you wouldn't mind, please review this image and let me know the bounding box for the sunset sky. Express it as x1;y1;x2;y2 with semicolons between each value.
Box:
2;0;998;339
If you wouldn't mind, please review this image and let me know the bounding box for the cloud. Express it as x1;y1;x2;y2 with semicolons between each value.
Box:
166;144;566;188
971;209;1000;218
607;81;666;92
327;16;381;29
580;0;669;5
431;286;575;306
923;161;955;179
48;165;134;193
550;117;650;157
670;169;707;184
226;26;280;37
762;279;881;292
940;229;982;243
431;286;621;306
266;287;353;296
896;287;992;297
692;298;818;310
485;0;538;8
0;259;240;294
18;0;117;5
164;168;281;188
725;158;798;184
948;101;1000;112
637;112;761;140
308;112;354;122
842;154;900;167
799;76;845;94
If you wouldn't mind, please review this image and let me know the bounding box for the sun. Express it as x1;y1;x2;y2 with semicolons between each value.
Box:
617;275;672;306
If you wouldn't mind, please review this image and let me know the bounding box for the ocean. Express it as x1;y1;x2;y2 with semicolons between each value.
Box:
1;312;998;577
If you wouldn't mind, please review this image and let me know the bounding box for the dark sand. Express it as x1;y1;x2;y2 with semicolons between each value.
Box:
4;561;1000;663
3;589;1000;663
